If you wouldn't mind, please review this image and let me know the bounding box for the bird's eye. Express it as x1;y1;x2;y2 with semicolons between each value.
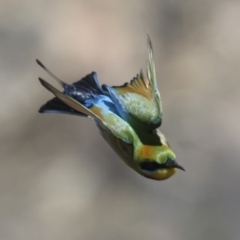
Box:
140;161;160;172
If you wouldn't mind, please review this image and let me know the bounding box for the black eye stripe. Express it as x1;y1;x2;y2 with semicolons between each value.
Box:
140;161;161;171
140;158;176;172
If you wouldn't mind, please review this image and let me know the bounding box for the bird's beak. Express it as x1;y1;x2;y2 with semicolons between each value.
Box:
174;162;185;171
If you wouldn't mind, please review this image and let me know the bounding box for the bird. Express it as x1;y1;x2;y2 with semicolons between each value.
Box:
37;35;184;180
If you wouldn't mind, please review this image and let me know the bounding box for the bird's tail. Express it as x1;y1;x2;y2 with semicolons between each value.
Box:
37;59;104;117
38;77;105;122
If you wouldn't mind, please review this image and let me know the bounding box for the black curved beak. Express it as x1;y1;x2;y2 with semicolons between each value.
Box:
174;162;185;171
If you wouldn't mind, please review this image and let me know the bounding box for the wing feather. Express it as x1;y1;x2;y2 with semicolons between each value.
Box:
39;78;136;145
103;36;162;129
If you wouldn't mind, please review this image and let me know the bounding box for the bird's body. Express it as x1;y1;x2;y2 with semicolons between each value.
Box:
37;36;184;180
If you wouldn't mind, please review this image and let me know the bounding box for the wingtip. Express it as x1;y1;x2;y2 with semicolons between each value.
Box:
38;106;50;114
38;108;44;113
145;29;150;39
38;77;53;92
36;59;45;68
147;34;153;56
38;99;49;114
38;77;45;86
36;60;66;87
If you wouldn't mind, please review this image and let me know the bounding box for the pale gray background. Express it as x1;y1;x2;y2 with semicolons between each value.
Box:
1;0;240;239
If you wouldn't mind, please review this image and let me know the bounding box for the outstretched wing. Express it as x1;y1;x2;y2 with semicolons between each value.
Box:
39;78;136;146
103;36;162;130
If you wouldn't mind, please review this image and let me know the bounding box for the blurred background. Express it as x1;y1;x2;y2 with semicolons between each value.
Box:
1;0;240;239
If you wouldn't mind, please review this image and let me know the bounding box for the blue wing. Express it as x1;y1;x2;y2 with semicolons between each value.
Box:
39;71;120;118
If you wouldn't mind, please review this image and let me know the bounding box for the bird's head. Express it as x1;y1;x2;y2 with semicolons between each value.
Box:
136;133;184;180
138;153;184;180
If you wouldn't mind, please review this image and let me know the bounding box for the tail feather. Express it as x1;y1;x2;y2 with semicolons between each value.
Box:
39;97;87;116
39;78;102;120
64;72;105;102
70;72;104;95
37;61;106;116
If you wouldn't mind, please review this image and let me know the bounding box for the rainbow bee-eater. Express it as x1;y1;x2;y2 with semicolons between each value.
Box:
37;36;184;180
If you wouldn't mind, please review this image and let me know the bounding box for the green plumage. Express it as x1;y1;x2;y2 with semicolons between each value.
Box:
37;35;184;180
